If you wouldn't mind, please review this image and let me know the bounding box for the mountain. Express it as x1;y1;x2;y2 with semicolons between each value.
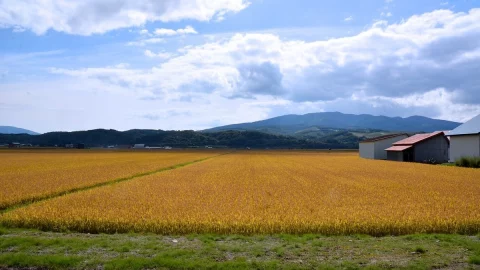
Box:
0;113;460;149
0;126;39;135
0;129;347;149
204;112;461;134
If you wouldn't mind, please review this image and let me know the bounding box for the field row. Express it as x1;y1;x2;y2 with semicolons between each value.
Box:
0;150;223;209
2;151;480;235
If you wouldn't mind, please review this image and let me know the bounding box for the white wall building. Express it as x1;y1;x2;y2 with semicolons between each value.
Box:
447;114;480;162
359;134;409;160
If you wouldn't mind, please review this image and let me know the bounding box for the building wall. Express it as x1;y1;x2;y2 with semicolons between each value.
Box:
387;151;404;161
359;142;375;159
449;134;480;162
373;135;408;160
413;135;449;163
359;135;408;160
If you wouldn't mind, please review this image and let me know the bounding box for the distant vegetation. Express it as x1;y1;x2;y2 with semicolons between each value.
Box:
0;129;360;149
455;157;480;168
1;112;459;149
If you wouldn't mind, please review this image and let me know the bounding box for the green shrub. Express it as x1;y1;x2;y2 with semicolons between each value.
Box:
469;255;480;265
455;157;480;168
414;246;427;254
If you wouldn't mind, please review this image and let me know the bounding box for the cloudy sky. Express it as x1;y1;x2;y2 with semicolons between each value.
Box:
1;0;479;133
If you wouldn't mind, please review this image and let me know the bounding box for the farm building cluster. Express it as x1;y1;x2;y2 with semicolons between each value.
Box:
359;114;480;163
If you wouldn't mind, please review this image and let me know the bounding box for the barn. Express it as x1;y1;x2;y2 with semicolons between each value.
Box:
447;114;480;162
385;131;449;163
359;134;408;160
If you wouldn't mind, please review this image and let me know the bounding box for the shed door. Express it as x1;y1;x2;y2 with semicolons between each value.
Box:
403;148;414;162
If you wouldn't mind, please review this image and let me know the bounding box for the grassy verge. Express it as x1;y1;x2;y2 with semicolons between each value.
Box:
455;156;480;168
0;227;479;269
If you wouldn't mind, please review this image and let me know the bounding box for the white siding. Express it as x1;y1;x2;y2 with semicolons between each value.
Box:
359;142;375;159
373;135;408;160
359;135;408;160
449;134;480;162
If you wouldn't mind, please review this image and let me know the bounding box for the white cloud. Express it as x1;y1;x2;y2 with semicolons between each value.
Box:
381;12;393;17
59;9;480;120
0;0;250;35
440;2;449;6
12;25;26;33
154;26;197;36
0;78;271;133
3;8;480;131
127;38;165;46
344;16;353;22
144;50;172;59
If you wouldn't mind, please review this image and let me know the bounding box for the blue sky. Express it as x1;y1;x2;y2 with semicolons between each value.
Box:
1;0;479;133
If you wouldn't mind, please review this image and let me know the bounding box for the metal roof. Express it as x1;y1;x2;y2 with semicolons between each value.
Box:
392;131;445;146
447;114;480;136
360;133;408;143
385;145;412;151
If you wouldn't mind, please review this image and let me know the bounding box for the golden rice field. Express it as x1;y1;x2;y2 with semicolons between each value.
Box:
1;150;479;235
0;149;223;209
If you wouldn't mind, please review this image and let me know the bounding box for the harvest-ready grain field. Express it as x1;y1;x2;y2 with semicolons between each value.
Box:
0;149;223;209
2;150;479;235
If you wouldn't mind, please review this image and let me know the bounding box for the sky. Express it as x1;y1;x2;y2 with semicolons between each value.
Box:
1;0;479;133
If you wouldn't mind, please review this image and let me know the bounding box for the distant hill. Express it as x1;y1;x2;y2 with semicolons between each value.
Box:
0;129;348;149
0;113;460;149
204;112;461;134
0;126;39;135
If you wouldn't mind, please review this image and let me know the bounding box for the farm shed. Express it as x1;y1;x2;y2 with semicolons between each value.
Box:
133;144;145;149
8;142;21;148
447;114;480;162
385;131;449;163
359;134;408;160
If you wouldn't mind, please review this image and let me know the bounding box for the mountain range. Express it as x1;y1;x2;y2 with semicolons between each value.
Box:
0;113;461;149
204;112;460;135
0;126;39;135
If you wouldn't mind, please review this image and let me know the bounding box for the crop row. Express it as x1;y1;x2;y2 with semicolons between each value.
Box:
0;149;222;209
2;151;479;235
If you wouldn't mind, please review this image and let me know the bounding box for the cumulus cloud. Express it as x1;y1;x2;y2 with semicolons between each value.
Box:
154;26;197;36
127;38;164;46
234;62;285;98
144;50;172;59
46;8;480;122
0;0;250;35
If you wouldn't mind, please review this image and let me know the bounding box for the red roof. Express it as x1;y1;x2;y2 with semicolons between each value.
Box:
392;131;445;146
360;133;408;143
385;145;412;151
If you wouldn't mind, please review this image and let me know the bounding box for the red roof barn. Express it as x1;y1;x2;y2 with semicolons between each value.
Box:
385;131;449;163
